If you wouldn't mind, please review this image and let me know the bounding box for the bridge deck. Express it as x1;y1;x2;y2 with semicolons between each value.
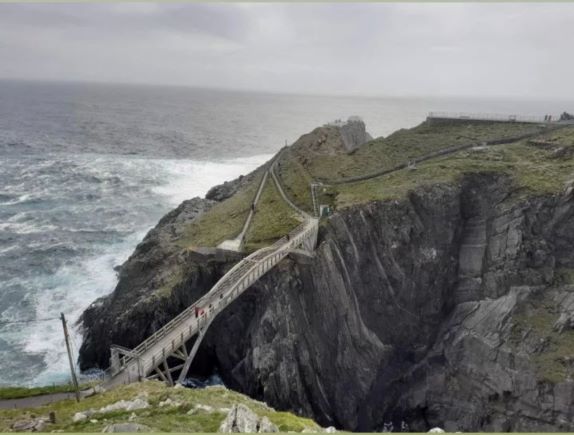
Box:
106;163;318;386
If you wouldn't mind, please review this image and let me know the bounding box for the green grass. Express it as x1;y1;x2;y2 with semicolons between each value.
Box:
177;168;266;249
511;292;574;384
292;120;545;183
244;177;301;251
0;381;321;432
173;121;570;253
276;149;315;213
0;384;82;400
333;129;574;208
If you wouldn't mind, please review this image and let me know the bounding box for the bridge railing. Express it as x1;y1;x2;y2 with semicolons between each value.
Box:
428;111;549;124
115;243;279;369
113;217;318;376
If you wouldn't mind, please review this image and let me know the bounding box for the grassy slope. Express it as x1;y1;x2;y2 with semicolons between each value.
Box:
291;120;545;182
243;176;301;252
0;384;81;400
175;120;571;250
0;381;320;433
511;271;574;384
276;149;314;213
177;168;266;249
278;120;549;209
335;135;574;208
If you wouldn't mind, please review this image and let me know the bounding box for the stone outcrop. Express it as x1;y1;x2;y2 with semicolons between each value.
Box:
79;166;574;432
337;116;373;152
11;417;50;432
218;404;278;433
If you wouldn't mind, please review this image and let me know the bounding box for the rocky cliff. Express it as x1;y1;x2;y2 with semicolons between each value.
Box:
79;121;574;432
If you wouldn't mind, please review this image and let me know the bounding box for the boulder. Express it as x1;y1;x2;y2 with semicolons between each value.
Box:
98;398;149;413
73;412;89;423
11;417;48;432
218;404;278;433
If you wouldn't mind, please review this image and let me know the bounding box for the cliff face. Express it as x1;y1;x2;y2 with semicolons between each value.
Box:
80;170;574;432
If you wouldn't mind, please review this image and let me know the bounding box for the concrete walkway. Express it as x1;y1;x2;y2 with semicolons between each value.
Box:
217;170;270;252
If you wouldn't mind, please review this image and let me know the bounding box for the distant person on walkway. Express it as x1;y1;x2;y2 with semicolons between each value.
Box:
251;203;255;212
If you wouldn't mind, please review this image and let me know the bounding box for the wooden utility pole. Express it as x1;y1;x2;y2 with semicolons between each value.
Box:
60;313;80;402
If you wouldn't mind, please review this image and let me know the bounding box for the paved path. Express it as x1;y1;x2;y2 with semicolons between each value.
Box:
0;389;95;409
217;169;270;252
0;392;75;409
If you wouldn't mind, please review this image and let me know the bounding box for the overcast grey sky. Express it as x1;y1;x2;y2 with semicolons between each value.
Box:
1;2;573;99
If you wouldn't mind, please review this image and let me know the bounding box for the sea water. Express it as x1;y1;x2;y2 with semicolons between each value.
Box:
0;80;570;386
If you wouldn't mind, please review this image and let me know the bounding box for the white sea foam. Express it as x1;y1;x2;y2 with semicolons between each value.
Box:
151;154;273;205
12;152;271;386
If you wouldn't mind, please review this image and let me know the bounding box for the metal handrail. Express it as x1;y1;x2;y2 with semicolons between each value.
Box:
428;111;550;124
115;218;318;371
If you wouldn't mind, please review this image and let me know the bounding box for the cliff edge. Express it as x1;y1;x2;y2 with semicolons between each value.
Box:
79;119;574;432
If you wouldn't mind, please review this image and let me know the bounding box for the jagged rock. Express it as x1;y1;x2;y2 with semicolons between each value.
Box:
258;416;278;433
73;412;89;423
84;385;106;398
324;426;336;433
337;116;372;152
206;179;244;202
98;398;149;413
102;423;151;432
428;428;445;433
218;404;278;433
11;417;48;432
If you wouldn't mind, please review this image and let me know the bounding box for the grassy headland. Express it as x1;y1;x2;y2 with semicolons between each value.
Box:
0;381;320;432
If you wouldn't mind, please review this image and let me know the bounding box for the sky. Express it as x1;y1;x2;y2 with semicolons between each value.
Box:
1;2;574;99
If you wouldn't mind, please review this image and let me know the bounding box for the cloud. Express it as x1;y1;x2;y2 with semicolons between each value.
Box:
0;3;573;99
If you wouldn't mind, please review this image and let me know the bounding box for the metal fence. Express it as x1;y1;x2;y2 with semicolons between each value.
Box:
428;111;550;124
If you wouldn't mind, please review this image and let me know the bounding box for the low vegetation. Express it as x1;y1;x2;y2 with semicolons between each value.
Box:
511;291;574;384
0;384;81;400
0;381;320;433
276;149;314;213
174;120;573;249
244;177;301;251
177;168;266;249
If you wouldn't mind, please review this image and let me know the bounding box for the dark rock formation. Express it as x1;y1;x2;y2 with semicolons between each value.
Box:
206;164;265;202
338;116;373;152
80;172;574;432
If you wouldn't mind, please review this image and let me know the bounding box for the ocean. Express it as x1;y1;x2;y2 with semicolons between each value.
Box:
0;79;571;386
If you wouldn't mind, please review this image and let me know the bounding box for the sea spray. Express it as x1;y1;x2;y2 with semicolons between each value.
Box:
0;153;270;386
